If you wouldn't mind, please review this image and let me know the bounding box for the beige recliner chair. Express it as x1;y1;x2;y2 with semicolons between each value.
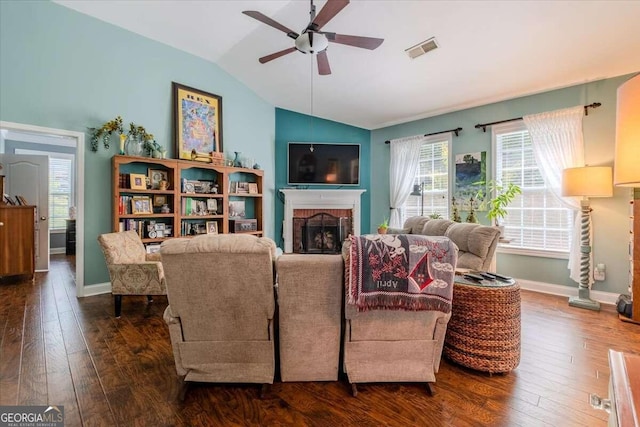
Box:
342;236;458;396
161;234;277;399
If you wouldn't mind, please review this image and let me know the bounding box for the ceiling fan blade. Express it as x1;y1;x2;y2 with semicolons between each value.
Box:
317;50;332;75
329;34;384;50
243;11;299;39
311;0;349;31
259;47;297;64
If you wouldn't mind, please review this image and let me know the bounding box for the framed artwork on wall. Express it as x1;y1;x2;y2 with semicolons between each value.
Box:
172;82;223;162
454;151;487;209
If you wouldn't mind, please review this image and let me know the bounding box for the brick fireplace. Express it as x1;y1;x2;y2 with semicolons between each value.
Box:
280;189;366;253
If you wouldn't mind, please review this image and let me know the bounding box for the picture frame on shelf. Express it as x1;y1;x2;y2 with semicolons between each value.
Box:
130;173;147;190
131;196;152;214
229;200;246;219
148;169;168;190
206;221;218;234
237;182;249;194
146;244;162;254
153;194;167;207
248;183;258;194
173;82;223;162
206;198;218;214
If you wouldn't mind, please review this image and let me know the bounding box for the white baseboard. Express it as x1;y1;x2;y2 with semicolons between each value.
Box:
50;247;66;255
82;282;111;297
517;279;618;305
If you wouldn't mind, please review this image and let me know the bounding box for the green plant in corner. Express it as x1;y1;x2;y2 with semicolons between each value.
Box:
428;212;443;219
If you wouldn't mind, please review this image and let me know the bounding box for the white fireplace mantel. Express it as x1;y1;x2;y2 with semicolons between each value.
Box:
280;189;366;253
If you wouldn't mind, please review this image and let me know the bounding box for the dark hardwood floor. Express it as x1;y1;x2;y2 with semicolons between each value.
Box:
1;255;639;426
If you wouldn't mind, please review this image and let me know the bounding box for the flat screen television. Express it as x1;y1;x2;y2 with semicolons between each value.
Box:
287;142;360;186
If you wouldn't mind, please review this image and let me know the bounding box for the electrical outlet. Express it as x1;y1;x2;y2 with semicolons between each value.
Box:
594;263;606;281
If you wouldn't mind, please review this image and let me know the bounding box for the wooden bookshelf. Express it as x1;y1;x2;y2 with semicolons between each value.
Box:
112;155;263;244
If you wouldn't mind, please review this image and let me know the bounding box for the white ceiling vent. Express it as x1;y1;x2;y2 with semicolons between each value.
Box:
405;37;439;59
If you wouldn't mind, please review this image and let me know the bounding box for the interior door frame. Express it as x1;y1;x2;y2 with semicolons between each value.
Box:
0;121;85;297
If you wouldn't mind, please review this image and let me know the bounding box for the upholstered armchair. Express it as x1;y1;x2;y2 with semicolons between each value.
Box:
97;231;166;317
161;234;277;400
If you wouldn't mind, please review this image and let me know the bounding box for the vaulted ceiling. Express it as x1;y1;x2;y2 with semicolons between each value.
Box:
55;0;640;129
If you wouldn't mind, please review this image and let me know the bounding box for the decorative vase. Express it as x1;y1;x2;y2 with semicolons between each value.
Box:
377;227;388;234
152;149;161;159
126;135;143;156
118;134;127;155
233;151;242;167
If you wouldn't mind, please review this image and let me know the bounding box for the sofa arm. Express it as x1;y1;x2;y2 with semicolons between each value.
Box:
107;262;166;295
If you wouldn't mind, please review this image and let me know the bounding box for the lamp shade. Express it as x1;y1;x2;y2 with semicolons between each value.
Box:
614;74;640;187
562;166;613;197
410;184;422;196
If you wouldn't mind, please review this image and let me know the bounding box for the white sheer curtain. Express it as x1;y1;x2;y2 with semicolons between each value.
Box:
523;105;585;284
388;135;424;227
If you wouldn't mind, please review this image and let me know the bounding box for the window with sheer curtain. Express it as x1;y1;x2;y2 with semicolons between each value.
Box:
493;122;573;257
403;135;450;221
15;149;74;231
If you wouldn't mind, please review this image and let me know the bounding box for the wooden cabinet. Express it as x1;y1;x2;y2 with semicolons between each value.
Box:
0;205;35;279
112;155;263;244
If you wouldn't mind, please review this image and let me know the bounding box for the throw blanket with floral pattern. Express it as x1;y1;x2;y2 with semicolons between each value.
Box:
347;234;457;312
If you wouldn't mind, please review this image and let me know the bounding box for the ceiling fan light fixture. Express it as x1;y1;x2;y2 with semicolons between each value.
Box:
295;32;329;54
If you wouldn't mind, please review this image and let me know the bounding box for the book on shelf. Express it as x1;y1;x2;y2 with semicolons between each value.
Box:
181;197;208;216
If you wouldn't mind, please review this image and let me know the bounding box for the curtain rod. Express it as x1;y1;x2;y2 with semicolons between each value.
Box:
474;102;602;133
384;127;462;144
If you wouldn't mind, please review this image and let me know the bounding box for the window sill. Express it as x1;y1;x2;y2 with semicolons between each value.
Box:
496;245;569;260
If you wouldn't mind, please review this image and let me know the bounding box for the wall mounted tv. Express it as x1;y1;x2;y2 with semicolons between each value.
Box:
287;142;360;186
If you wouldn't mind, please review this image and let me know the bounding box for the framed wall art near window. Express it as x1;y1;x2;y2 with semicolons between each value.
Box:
131;196;152;214
173;82;223;162
130;173;147;190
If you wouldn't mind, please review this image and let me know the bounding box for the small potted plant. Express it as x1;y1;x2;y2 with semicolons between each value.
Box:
377;217;389;234
485;180;522;234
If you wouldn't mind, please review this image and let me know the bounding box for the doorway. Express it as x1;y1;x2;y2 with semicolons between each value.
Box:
0;121;85;297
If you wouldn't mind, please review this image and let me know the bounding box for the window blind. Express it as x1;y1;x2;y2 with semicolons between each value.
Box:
496;127;573;253
404;136;450;220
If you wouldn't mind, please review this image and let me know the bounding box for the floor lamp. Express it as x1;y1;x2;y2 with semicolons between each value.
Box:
410;183;424;216
614;73;640;324
562;166;613;311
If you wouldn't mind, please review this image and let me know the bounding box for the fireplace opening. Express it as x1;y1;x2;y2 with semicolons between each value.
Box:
293;212;352;254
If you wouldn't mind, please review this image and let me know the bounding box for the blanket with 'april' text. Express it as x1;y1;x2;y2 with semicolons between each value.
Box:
347;234;457;313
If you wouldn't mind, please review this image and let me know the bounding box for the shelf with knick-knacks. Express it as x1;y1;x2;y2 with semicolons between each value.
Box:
112;155;263;241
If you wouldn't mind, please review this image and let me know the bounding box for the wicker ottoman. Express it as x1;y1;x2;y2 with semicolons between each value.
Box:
444;278;521;373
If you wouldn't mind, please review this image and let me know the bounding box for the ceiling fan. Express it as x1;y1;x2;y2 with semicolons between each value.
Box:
243;0;383;75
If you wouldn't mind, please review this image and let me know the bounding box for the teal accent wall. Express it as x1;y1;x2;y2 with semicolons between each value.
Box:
275;108;371;248
1;1;275;288
371;75;635;294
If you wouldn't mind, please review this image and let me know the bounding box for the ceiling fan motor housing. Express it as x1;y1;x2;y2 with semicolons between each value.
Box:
295;32;329;54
